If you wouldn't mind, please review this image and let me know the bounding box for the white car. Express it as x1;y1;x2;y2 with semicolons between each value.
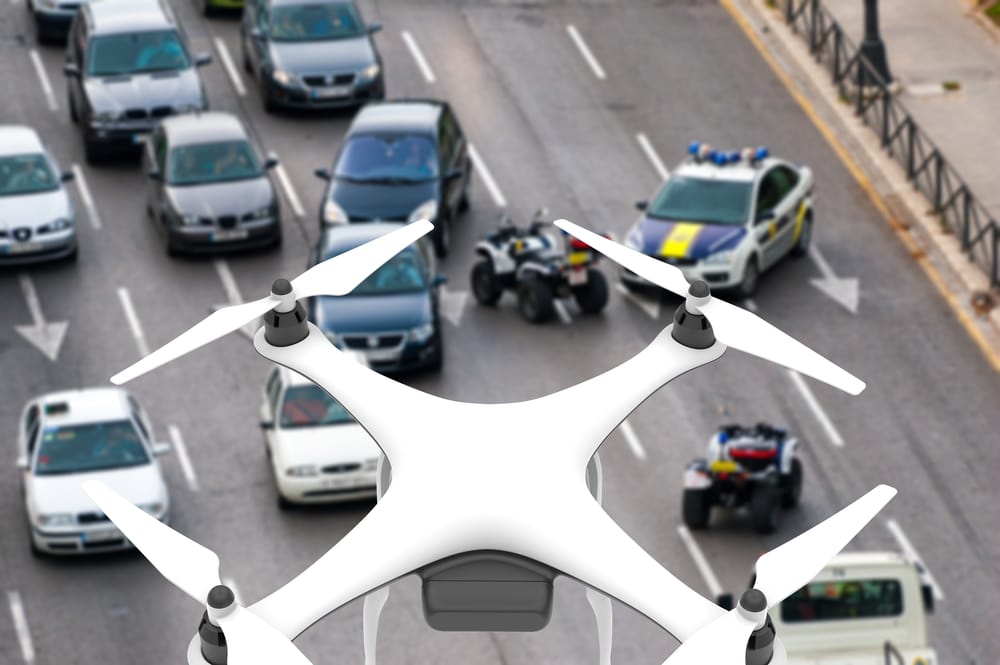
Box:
622;142;814;297
16;388;171;555
260;364;380;508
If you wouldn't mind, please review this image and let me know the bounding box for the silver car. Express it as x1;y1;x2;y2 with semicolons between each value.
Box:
16;388;171;556
0;126;78;264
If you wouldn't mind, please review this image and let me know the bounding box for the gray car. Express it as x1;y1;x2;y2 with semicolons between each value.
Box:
63;0;212;163
0;126;77;264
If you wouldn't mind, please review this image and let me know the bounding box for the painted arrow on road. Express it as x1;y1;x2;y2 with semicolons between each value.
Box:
439;286;468;327
14;274;68;361
809;246;859;315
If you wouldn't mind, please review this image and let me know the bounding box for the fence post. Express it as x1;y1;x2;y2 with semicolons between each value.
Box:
906;118;916;180
961;188;971;250
786;0;794;24
809;0;819;53
932;150;943;214
881;87;890;148
832;26;842;83
993;225;999;289
855;61;864;115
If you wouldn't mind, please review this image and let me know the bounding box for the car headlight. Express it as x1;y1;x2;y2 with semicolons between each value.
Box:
286;465;318;477
178;212;200;226
359;63;381;81
176;104;205;114
90;111;118;126
38;0;58;9
702;249;735;265
249;205;273;220
322;200;349;226
49;218;73;231
625;227;643;251
37;513;75;526
408;199;438;224
271;69;299;87
409;323;434;343
363;457;380;471
139;502;164;516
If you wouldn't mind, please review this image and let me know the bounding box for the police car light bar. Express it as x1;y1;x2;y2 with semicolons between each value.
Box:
689;142;769;166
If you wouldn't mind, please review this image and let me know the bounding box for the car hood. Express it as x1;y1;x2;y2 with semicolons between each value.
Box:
167;177;274;217
330;178;437;221
273;422;379;468
85;70;205;114
29;464;165;515
313;292;433;334
0;189;71;229
634;217;746;261
270;36;375;74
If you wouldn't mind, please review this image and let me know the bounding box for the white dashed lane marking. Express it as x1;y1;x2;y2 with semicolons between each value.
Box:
7;590;36;663
401;31;436;84
116;287;150;358
566;25;606;80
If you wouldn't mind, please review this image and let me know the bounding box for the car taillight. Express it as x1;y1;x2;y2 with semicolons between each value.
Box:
569;238;590;250
729;448;777;460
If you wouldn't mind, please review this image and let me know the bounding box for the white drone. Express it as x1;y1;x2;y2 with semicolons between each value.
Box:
83;218;895;665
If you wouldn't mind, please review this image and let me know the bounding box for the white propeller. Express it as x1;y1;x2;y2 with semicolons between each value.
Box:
662;484;897;665
111;219;434;385
554;219;865;396
82;480;314;665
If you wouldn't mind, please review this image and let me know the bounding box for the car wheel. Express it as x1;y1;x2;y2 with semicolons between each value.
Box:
64;244;78;263
425;342;443;372
572;269;609;314
277;494;293;511
241;40;252;75
458;183;470;213
200;0;212;16
517;277;555;324
791;214;812;258
83;137;101;165
737;257;759;298
750;483;780;534
682;488;711;530
433;214;451;258
781;458;803;509
69;96;78;124
262;82;278;114
471;259;502;306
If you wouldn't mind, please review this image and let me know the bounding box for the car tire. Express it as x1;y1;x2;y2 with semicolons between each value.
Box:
791;214;812;258
83;137;101;165
750;483;780;534
241;41;252;74
781;458;803;509
425;342;443;372
572;269;609;314
200;0;213;17
277;494;293;511
433;214;451;258
682;488;711;530
737;257;759;298
517;277;554;324
65;245;78;263
471;259;502;306
262;82;279;114
69;96;79;124
458;183;470;214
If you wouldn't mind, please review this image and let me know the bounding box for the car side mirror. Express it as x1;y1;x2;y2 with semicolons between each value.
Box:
264;152;279;169
634;200;648;211
921;584;934;613
16;457;29;470
249;26;264;39
147;169;162;181
152;442;171;456
445;168;464;182
63;63;81;78
314;167;332;181
367;22;383;35
260;420;275;430
755;209;775;224
195;52;213;67
432;274;447;287
60;171;75;183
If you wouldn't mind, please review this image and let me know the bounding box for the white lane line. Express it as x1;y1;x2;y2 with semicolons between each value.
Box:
468;144;507;208
273;163;305;218
886;519;945;601
214;37;246;97
401;31;436;84
618;419;647;460
168;425;199;492
743;298;758;312
566;25;606;80
636;133;668;180
117;287;150;357
677;526;724;598
554;299;572;325
214;259;258;338
28;49;57;112
71;164;102;230
7;591;36;663
615;282;660;319
787;370;844;447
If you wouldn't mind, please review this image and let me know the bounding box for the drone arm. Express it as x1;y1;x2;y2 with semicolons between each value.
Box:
586;588;613;665
362;586;390;665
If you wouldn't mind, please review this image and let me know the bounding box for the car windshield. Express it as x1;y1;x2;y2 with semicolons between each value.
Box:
780;579;904;623
269;3;364;42
334;134;438;183
87;30;190;77
34;420;150;475
280;385;355;428
168;140;262;186
323;246;427;295
647;176;752;226
0;154;58;197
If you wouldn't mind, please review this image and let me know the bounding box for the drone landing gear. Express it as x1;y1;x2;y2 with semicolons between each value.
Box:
586;588;613;665
264;279;308;347
739;589;777;665
196;586;238;665
671;281;715;350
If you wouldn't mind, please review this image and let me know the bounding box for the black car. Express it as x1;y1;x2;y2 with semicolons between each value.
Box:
143;112;282;255
314;100;471;257
241;0;383;112
309;222;445;373
64;0;211;164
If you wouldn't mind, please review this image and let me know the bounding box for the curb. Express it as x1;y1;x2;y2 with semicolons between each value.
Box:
722;0;1000;372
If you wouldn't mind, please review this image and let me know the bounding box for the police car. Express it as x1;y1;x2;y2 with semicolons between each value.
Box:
622;142;814;297
15;388;171;555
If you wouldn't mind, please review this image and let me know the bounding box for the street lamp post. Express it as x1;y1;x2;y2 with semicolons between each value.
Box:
860;0;892;87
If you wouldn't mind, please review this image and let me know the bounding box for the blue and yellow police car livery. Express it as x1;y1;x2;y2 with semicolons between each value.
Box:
622;142;814;297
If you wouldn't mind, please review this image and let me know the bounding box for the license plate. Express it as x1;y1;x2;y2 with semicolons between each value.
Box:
82;527;121;543
568;251;591;266
312;85;351;99
324;476;364;489
709;460;738;473
364;348;400;363
5;242;42;254
212;228;249;242
567;268;589;286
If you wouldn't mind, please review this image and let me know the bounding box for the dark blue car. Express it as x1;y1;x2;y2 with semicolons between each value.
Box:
308;222;445;372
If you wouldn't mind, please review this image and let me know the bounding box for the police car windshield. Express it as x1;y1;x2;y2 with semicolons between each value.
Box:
0;154;58;197
34;420;150;475
280;385;354;428
168;140;262;186
780;579;903;623
335;134;439;183
88;30;190;77
648;176;752;226
323;247;427;295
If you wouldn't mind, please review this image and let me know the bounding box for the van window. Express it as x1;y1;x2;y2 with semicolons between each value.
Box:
781;579;904;623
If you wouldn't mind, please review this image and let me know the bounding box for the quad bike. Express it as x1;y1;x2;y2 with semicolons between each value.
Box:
470;208;609;323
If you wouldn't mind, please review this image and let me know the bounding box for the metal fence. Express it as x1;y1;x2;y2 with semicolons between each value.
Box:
782;0;1000;289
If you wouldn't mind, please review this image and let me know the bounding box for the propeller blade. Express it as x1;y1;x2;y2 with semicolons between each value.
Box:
293;218;434;299
698;297;866;395
754;484;897;608
554;219;690;296
218;605;315;665
82;480;221;604
661;609;757;665
111;296;275;385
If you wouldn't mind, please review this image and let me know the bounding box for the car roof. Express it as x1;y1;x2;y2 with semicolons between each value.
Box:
0;126;45;156
672;156;788;184
269;0;357;7
87;0;175;34
348;101;443;137
35;387;133;426
161;112;249;146
318;221;411;256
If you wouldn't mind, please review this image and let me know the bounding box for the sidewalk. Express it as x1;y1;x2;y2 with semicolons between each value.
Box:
823;0;1000;221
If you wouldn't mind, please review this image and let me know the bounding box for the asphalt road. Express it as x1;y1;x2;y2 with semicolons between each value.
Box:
0;1;998;665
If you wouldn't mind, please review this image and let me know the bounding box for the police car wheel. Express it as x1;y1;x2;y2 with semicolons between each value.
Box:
682;488;711;530
750;484;779;534
471;259;502;306
738;259;759;298
791;215;812;258
781;458;803;509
